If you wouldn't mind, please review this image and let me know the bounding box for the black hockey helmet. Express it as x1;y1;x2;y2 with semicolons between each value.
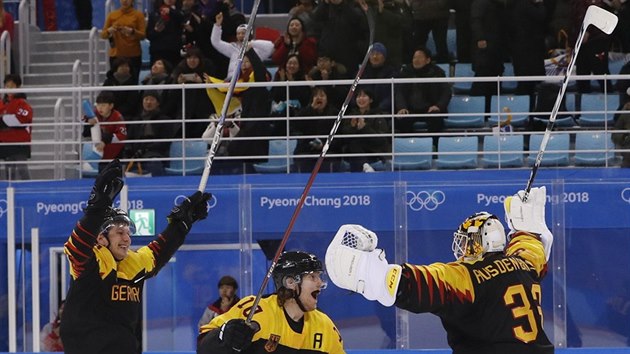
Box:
100;207;136;235
272;251;323;289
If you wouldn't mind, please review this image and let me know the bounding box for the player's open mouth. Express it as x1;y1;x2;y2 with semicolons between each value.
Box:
311;290;320;300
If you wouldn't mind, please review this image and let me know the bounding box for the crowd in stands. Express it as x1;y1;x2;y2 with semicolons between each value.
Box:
4;0;630;179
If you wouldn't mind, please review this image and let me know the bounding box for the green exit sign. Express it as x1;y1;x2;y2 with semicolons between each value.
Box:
129;209;155;236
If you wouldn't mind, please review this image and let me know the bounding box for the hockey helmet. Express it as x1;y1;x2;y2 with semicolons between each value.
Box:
272;251;325;290
452;212;505;261
100;207;136;236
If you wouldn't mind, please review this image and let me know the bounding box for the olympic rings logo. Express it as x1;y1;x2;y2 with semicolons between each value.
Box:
406;191;446;211
0;199;6;219
174;194;217;209
622;188;630;204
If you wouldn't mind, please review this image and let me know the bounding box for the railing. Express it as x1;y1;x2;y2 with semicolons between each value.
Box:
88;27;101;95
18;0;29;77
0;30;11;78
53;98;66;179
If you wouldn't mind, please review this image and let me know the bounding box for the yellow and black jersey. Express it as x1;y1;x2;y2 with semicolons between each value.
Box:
395;231;553;354
60;212;188;354
198;294;345;354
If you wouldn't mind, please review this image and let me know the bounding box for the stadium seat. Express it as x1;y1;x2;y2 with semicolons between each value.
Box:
435;136;478;169
165;141;207;175
453;63;475;94
79;143;101;177
577;93;618;126
502;62;517;93
141;39;150;69
253;139;297;173
527;133;570;167
445;96;486;128
574;132;615;166
392;137;433;170
489;95;530;128
482;134;524;168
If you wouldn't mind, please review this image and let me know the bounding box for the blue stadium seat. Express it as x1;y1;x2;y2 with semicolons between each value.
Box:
392;137;433;170
445;96;486;128
527;133;571;167
502;62;518;93
79;143;101;177
482;134;524;168
489;95;530;128
141;39;151;69
165;141;207;175
577;94;618;126
453;63;475;94
253;139;297;173
435;136;478;169
574;132;615;166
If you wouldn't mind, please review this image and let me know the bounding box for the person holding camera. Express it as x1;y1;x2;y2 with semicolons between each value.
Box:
60;159;211;354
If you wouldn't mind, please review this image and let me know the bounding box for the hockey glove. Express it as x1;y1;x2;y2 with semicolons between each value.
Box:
86;159;124;212
167;191;211;231
219;319;259;352
326;224;402;307
504;186;553;260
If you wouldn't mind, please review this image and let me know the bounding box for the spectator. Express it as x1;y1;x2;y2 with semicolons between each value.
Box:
293;86;340;172
307;51;349;108
170;47;215;138
141;58;173;103
452;0;472;62
197;275;240;331
60;161;210;354
395;47;451;137
289;0;320;37
82;91;127;168
101;0;146;84
272;17;318;74
40;301;64;352
409;0;451;63
103;57;141;118
311;0;370;77
0;74;32;180
608;0;630;52
339;88;390;172
362;42;397;113
73;0;92;29
270;54;312;135
123;91;175;176
180;0;205;56
612;101;630;167
147;0;184;69
509;0;547;96
211;11;273;80
368;0;411;68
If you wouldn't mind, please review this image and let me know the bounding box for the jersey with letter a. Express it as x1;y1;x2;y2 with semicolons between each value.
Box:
198;294;345;354
395;231;554;354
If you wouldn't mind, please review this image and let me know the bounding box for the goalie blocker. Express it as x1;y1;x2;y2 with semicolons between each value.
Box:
326;187;554;354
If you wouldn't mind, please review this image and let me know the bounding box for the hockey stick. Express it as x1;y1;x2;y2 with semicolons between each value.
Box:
523;5;617;202
197;0;262;192
245;8;376;324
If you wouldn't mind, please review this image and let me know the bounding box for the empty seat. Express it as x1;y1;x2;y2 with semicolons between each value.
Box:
453;63;475;94
489;95;530;128
574;132;614;166
482;134;524;168
253;139;297;173
502;62;517;92
141;39;150;69
435;136;478;169
577;93;618;126
527;133;570;167
165;141;207;175
445;96;486;128
392;137;433;170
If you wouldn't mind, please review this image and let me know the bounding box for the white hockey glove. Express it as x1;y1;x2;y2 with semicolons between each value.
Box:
325;224;402;307
504;186;553;260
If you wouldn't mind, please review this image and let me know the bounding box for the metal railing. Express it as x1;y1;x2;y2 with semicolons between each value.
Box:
0;30;11;78
18;0;29;77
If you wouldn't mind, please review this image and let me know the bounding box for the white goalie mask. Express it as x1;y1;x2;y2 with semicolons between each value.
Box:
452;212;506;261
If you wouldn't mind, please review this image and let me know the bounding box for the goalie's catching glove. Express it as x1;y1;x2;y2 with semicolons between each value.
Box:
325;224;402;307
167;191;211;231
504;186;553;260
219;319;259;352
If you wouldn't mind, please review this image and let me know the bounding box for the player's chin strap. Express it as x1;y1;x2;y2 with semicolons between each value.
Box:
293;282;308;313
326;224;402;307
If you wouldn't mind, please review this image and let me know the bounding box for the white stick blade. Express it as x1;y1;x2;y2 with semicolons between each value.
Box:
584;5;618;34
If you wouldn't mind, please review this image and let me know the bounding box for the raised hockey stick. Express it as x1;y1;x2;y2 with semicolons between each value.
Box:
197;0;262;192
523;5;617;202
245;8;376;324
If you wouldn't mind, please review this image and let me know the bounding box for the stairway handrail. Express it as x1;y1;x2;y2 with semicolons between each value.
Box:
71;59;83;139
88;27;100;100
18;0;30;77
0;30;11;78
53;98;66;179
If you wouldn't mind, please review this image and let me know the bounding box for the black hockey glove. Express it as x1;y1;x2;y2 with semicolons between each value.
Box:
86;159;124;213
167;191;211;231
219;319;259;352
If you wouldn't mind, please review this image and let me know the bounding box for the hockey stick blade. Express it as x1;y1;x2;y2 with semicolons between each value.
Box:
583;5;618;34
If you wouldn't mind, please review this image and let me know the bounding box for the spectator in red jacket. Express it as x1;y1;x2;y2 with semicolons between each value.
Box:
0;74;33;180
82;91;127;169
272;17;318;74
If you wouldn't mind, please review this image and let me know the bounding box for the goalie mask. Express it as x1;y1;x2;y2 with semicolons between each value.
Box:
100;207;136;236
452;212;505;261
272;251;327;290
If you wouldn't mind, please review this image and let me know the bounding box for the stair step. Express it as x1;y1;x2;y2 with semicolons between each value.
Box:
24;72;92;86
36;30;93;42
30;51;91;64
